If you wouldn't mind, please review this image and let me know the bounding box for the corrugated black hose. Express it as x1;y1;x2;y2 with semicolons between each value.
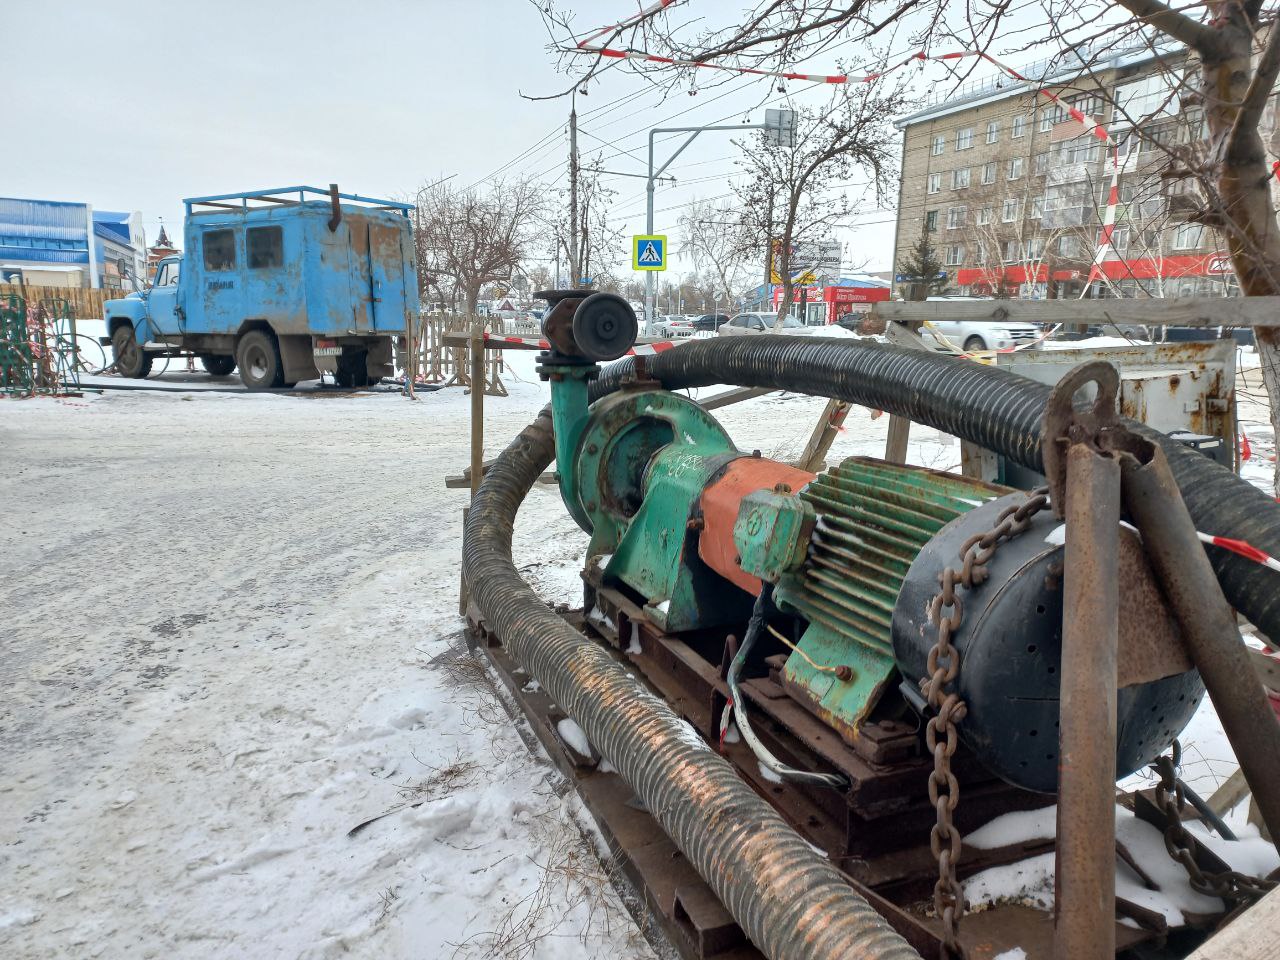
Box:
462;410;920;960
591;336;1280;642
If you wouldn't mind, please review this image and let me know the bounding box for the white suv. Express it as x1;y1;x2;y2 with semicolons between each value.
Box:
922;320;1042;353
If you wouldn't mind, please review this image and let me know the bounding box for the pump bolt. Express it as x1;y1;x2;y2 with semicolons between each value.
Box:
686;517;704;531
752;449;761;458
835;665;855;682
773;482;792;494
586;500;598;511
586;443;599;454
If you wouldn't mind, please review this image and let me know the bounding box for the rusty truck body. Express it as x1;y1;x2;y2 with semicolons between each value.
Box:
102;185;418;389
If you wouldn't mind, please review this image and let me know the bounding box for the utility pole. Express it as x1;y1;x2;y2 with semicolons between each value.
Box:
569;103;580;288
644;114;793;328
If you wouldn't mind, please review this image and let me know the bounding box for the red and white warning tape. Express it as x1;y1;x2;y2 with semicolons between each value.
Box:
482;331;680;356
1197;531;1280;574
576;0;683;51
573;4;1280;294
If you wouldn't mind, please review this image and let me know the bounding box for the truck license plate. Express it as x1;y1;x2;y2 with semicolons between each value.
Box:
314;347;342;356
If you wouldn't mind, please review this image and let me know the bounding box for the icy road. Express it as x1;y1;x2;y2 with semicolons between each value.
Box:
0;367;655;960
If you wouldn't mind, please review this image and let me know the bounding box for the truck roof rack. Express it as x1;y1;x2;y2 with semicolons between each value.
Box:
183;185;412;217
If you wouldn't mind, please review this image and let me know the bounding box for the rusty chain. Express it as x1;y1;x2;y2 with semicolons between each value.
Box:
1150;741;1278;903
922;488;1051;959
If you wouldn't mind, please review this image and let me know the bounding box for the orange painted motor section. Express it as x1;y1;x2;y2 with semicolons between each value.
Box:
698;457;816;595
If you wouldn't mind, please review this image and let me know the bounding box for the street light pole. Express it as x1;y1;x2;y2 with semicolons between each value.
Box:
644;123;767;329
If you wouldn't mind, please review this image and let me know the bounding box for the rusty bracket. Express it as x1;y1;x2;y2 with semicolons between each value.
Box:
1042;360;1154;518
327;183;342;232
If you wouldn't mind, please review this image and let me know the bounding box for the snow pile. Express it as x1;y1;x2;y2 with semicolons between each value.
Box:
0;378;650;960
556;718;594;761
963;802;1279;927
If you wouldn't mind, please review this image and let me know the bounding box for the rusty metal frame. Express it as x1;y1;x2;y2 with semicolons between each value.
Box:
466;588;1167;960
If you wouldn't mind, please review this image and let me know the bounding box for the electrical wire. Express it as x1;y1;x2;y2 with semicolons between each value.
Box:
724;585;849;790
765;622;840;675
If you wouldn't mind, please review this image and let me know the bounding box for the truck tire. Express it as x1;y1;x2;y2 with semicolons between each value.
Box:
236;330;285;390
963;334;988;353
199;354;236;377
111;325;153;379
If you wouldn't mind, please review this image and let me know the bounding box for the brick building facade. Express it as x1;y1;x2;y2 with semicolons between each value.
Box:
890;45;1247;301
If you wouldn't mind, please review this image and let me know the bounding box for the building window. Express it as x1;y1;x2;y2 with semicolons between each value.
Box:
986;120;1001;144
246;226;284;269
925;210;938;232
928;173;942;194
1174;222;1204;250
1117;130;1140;159
932;134;946;155
1003;239;1020;261
947;206;967;229
1002;198;1021;222
203;229;236;271
1007;157;1024;180
1040;107;1054;132
981;162;996;185
976;206;992;226
1030;195;1044;218
956;127;974;150
1111;226;1129;253
1012;115;1027;138
1024;237;1045;259
1058;235;1080;258
1068;93;1102;120
945;244;964;266
952;167;970;189
1033;152;1049;175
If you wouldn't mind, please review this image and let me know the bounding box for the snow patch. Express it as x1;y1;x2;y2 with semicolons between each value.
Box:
966;804;1057;850
556;718;594;760
626;621;642;655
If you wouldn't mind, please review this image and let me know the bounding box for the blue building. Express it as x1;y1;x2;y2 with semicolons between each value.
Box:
0;197;146;291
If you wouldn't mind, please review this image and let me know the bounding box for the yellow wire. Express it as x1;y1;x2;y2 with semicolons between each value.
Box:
766;623;840;675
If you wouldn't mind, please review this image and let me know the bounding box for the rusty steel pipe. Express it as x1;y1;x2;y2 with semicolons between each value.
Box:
1120;446;1280;852
463;410;920;960
1054;443;1120;960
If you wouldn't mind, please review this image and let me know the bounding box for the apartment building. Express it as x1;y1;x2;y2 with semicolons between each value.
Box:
891;44;1242;300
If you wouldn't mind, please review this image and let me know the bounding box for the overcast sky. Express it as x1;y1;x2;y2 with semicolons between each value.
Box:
5;0;1041;280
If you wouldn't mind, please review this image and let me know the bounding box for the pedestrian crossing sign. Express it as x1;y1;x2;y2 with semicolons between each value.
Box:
632;234;667;271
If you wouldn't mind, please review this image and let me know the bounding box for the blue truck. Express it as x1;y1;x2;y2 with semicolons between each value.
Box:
103;185;418;389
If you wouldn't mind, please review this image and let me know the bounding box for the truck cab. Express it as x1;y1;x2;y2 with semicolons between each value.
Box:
103;185;418;389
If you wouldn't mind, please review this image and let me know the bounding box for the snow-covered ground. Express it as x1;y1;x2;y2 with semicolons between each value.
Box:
0;361;655;960
1;334;1274;959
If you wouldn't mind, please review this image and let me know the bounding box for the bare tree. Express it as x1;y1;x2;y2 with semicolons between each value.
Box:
548;156;622;289
415;178;545;315
679;198;753;306
538;1;1280;487
733;83;904;323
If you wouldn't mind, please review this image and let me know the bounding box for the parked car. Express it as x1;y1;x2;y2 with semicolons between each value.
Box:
656;315;697;337
718;312;814;336
693;313;730;332
921;319;1042;353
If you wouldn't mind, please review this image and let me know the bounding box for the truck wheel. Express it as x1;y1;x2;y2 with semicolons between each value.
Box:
199;354;236;377
236;330;285;390
111;325;153;379
963;335;988;353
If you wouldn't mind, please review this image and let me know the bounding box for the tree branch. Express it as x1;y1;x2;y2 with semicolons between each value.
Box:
1110;0;1219;54
1232;15;1280;138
